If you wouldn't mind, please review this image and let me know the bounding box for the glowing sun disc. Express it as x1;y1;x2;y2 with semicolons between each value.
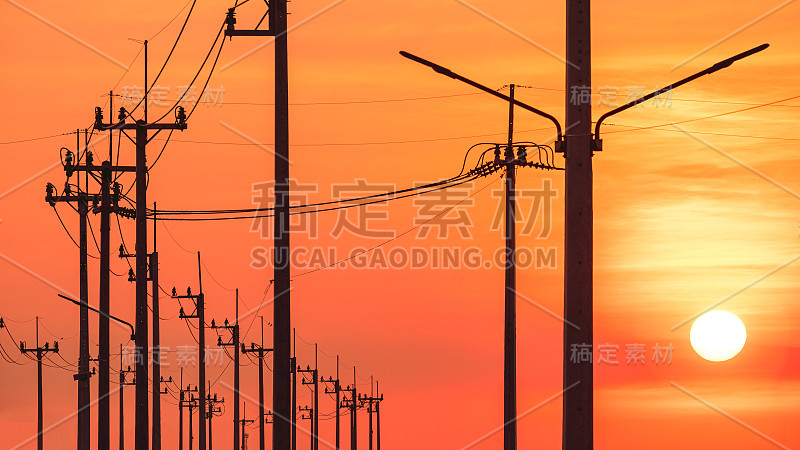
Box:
690;310;747;362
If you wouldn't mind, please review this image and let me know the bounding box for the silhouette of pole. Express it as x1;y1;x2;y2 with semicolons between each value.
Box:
375;381;381;450
212;291;241;450
239;402;255;450
503;83;517;450
222;5;290;445
235;294;240;450
260;319;265;450
178;368;184;450
273;0;292;446
20;317;59;450
323;356;341;450
342;367;357;450
292;328;297;450
242;318;272;450
197;254;207;450
120;346;136;450
564;1;593;448
152;202;162;450
98;151;111;450
77;128;91;450
298;349;319;450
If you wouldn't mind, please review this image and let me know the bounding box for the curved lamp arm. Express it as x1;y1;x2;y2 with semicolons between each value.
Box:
594;43;769;148
400;51;563;145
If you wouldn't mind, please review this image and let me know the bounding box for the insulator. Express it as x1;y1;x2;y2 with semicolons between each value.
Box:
176;106;187;125
94;107;104;128
171;287;177;297
118;107;127;121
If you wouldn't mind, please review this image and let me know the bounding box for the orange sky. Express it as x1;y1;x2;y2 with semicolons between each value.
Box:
1;0;799;448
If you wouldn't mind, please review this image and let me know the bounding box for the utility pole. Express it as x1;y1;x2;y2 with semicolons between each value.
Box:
341;367;358;450
375;381;382;450
171;251;207;450
564;1;593;448
211;290;240;450
46;132;135;450
43;130;92;450
223;3;291;445
180;382;199;450
503;83;518;450
239;402;255;450
292;329;297;450
19;317;59;450
298;404;314;450
94;90;187;450
78;127;91;450
152;201;162;450
358;378;383;450
298;345;319;450
322;355;341;450
120;346;136;450
241;317;273;450
206;382;225;450
178;369;199;450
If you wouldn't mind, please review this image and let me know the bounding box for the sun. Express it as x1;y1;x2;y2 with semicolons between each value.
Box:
690;310;747;362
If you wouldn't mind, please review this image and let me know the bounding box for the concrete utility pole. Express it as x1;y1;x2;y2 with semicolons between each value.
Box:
298;405;314;450
119;346;136;450
151;202;162;450
375;381;382;450
242;318;273;450
239;402;256;450
563;1;593;448
206;383;225;450
292;329;297;450
298;345;319;450
211;291;240;450
94;94;187;450
341;367;358;450
322;356;342;450
223;4;291;445
503;84;517;450
78;127;91;450
171;252;208;450
358;378;383;450
19;317;59;450
46;129;137;450
44;130;92;449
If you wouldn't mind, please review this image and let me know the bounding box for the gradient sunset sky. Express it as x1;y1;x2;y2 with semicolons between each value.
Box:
1;0;799;448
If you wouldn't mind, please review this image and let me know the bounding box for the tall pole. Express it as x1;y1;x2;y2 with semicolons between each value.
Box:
336;357;340;450
99;157;111;450
234;290;240;450
190;396;194;450
273;0;292;446
375;381;380;450
564;0;593;448
37;318;43;450
259;317;265;450
134;37;150;450
152;202;162;450
77;128;91;450
20;317;59;450
134;119;149;450
368;377;373;450
352;367;357;450
314;345;319;450
179;369;184;450
198;253;207;450
503;84;517;450
292;329;297;450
